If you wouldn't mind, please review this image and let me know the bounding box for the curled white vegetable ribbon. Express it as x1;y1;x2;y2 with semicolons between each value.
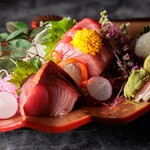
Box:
0;70;19;101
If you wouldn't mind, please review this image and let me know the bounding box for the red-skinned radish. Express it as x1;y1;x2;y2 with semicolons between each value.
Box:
0;91;18;119
87;76;112;101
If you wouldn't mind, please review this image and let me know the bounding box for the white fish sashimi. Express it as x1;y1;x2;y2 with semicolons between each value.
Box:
135;80;150;102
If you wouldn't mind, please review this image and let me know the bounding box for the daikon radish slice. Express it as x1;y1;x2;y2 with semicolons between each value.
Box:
135;32;150;58
87;76;112;101
0;91;18;119
63;64;81;85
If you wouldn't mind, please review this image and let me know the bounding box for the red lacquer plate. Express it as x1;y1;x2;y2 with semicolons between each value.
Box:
1;19;150;133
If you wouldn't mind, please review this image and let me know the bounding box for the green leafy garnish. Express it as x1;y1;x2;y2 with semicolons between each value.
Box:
8;39;31;49
140;25;150;35
9;58;42;87
30;26;45;39
0;45;26;59
33;17;76;58
6;21;28;34
0;21;32;73
0;59;16;78
0;33;8;42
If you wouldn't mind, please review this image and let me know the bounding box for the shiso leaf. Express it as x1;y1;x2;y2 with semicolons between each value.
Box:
6;21;28;34
36;17;76;55
0;45;26;59
6;29;25;41
0;59;16;78
0;33;8;41
8;39;32;49
9;59;42;87
30;26;45;39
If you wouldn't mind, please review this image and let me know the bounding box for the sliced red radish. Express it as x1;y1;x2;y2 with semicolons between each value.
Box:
0;91;18;119
87;76;112;101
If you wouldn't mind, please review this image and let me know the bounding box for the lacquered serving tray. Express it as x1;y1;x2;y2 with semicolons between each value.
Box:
0;19;150;133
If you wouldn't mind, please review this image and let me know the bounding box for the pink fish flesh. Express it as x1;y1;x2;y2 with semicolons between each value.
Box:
19;61;82;117
135;80;150;102
54;18;114;77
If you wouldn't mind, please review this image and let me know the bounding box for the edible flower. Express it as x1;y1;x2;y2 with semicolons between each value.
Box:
70;28;103;56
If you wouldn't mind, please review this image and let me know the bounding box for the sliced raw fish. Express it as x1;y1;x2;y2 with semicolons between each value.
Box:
135;80;150;102
54;18;113;77
20;61;82;117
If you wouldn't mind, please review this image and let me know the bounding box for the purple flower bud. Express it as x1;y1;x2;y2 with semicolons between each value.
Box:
133;65;140;70
117;60;122;67
105;33;111;39
123;53;130;60
120;38;126;44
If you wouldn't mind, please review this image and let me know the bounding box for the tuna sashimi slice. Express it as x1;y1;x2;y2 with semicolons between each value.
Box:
20;76;49;116
73;46;113;77
54;18;113;77
20;61;82;117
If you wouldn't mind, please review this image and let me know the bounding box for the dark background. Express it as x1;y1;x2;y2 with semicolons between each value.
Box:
0;0;150;31
1;0;150;149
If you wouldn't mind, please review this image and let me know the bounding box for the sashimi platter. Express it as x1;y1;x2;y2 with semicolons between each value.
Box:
0;11;150;133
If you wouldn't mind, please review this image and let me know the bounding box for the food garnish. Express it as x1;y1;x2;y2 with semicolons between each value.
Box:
143;54;150;73
31;17;76;57
140;25;150;35
70;28;103;55
9;58;42;88
135;32;150;58
123;68;150;99
0;10;150;120
87;76;112;101
0;91;18;119
100;11;140;79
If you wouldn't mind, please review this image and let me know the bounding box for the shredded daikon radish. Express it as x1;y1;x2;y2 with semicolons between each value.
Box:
0;70;19;100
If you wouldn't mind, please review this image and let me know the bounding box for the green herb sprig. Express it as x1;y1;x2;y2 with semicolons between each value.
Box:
0;21;32;76
9;58;42;88
140;25;150;35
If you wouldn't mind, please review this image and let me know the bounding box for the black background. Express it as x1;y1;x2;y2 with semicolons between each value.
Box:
1;0;150;149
